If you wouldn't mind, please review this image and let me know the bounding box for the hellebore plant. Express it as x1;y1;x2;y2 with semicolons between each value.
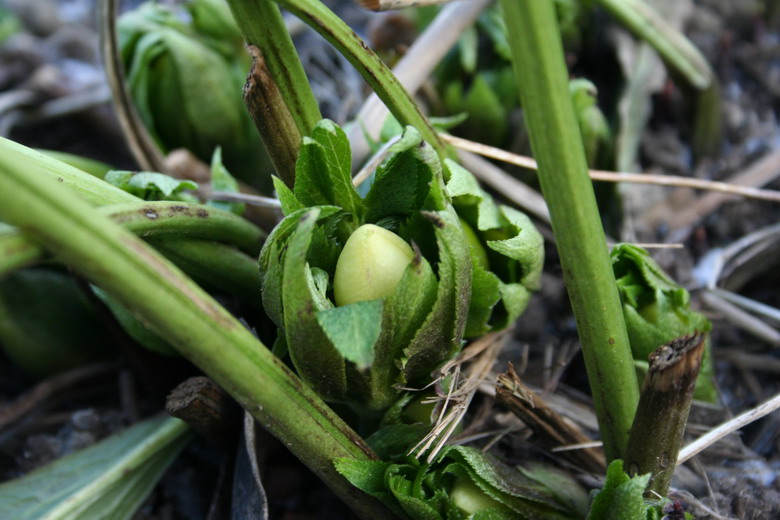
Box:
0;0;723;516
260;119;543;414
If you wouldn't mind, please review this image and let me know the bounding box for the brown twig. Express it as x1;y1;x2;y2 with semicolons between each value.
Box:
356;0;455;12
624;332;706;498
407;331;508;462
667;149;780;230
443;134;780;204
678;392;780;465
496;363;606;474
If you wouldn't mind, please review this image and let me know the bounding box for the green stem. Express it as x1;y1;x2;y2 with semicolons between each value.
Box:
0;228;262;311
500;0;639;461
0;230;43;277
0;140;265;303
102;201;264;256
0;149;393;520
0;137;136;206
226;0;322;137
595;0;712;90
275;0;445;158
149;237;262;309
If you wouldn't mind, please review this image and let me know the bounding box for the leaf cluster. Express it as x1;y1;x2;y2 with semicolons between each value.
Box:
336;444;589;520
260;120;471;410
611;244;716;401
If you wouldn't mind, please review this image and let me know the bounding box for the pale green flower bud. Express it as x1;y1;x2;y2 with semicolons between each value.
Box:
333;224;415;306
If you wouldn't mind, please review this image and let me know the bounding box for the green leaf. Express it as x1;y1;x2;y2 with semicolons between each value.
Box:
120;4;268;185
93;287;177;356
369;252;439;408
493;281;531;332
465;266;501;337
458;26;478;74
518;463;590;516
379;114;468;145
282;208;348;401
273;175;304;215
379;114;405;144
0;415;191;520
335;459;409;518
401;208;472;383
570;79;612;168
316;299;384;370
387;466;443;520
587;460;651;520
611;244;716;402
444;74;507;145
444;160;543;334
105;170;198;201
294;120;363;219
335;458;393;498
208;147;244;215
443;448;581;519
366;424;428;461
478;6;511;61
364;126;444;223
486;206;544;290
337;443;585;520
0;269;113;378
259;206;341;329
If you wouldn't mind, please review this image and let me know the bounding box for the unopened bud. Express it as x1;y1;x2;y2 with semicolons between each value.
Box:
333;224;414;306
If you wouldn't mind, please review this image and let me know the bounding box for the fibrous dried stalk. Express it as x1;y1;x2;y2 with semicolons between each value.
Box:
496;363;606;474
625;332;706;497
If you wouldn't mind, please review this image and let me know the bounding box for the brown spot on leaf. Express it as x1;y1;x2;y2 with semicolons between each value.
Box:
167;205;192;217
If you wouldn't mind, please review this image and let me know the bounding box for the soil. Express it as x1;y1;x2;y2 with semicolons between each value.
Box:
1;0;779;519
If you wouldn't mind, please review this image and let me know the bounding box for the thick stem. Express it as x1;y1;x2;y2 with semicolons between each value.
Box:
226;0;322;137
0;140;264;304
625;333;705;497
149;237;262;309
500;0;639;461
0;151;394;520
242;45;301;189
103;201;264;256
275;0;445;159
